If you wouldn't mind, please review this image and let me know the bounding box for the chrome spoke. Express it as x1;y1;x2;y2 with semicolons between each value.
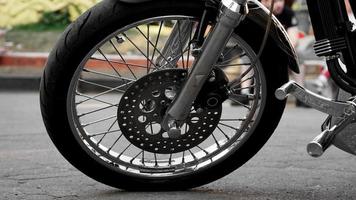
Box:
150;21;164;73
217;126;230;140
78;79;126;93
228;97;252;110
230;76;254;89
76;80;133;105
218;123;239;131
89;129;121;138
110;39;138;79
186;22;193;69
219;52;247;65
83;68;134;81
76;92;118;107
177;21;186;69
90;56;156;70
78;104;118;118
121;32;159;70
118;144;132;158
215;63;251;67
108;133;124;152
211;133;221;148
130;151;144;164
135;26;172;69
228;65;253;87
98;119;118;145
98;48;122;77
82;115;117;127
220;118;246;122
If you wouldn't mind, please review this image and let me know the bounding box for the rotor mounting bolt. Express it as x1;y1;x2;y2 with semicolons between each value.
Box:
196;108;204;114
167;120;182;139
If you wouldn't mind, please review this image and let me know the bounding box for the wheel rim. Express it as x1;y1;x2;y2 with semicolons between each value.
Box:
67;16;267;177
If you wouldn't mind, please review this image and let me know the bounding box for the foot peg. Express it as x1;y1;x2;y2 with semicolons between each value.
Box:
276;81;356;157
307;129;336;157
276;81;351;117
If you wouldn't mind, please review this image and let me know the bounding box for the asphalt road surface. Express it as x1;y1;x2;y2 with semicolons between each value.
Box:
0;92;355;200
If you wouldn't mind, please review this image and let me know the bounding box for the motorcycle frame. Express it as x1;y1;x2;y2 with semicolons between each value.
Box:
306;0;356;93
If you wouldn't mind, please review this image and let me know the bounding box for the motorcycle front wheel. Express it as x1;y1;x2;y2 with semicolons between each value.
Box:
40;0;288;190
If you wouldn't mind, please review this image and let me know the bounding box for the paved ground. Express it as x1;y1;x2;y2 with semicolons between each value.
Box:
0;92;355;200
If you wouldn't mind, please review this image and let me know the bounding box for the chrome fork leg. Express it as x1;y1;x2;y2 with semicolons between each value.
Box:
161;0;249;134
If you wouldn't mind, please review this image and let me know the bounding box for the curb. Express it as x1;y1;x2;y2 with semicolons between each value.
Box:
0;52;48;68
0;76;41;91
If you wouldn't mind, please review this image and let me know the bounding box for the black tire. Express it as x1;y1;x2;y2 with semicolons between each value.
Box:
40;0;288;190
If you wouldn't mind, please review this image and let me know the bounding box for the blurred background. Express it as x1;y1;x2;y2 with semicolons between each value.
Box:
0;0;344;97
0;0;99;51
0;0;100;90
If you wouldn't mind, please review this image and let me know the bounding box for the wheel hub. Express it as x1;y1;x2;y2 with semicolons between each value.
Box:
117;69;222;154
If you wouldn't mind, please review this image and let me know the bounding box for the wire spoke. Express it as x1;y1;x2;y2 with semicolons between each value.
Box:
186;20;194;69
149;21;164;73
89;129;121;138
108;133;124;152
110;39;138;79
219;52;247;65
78;104;118;118
118;144;132;158
177;21;186;69
146;24;150;69
217;126;230;140
76;80;133;105
182;151;185;164
78;79;126;93
230;76;254;89
229;65;254;87
135;27;172;68
220;118;246;122
168;153;173;165
76;92;118;107
97;48;122;77
141;151;146;166
82;115;117;127
211;133;221;148
83;68;135;82
122;32;160;69
97;119;118;145
222;44;242;58
154;153;158;167
218;122;239;131
188;150;198;162
130;151;144;164
90;56;156;70
196;145;209;155
216;63;251;67
159;47;190;69
229;97;252;110
232;85;256;91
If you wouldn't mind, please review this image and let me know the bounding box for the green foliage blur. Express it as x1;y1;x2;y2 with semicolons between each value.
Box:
13;11;71;31
0;0;100;30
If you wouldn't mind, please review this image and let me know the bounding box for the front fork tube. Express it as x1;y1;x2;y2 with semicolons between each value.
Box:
162;0;248;131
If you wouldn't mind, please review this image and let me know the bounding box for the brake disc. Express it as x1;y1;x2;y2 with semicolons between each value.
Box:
117;69;222;154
